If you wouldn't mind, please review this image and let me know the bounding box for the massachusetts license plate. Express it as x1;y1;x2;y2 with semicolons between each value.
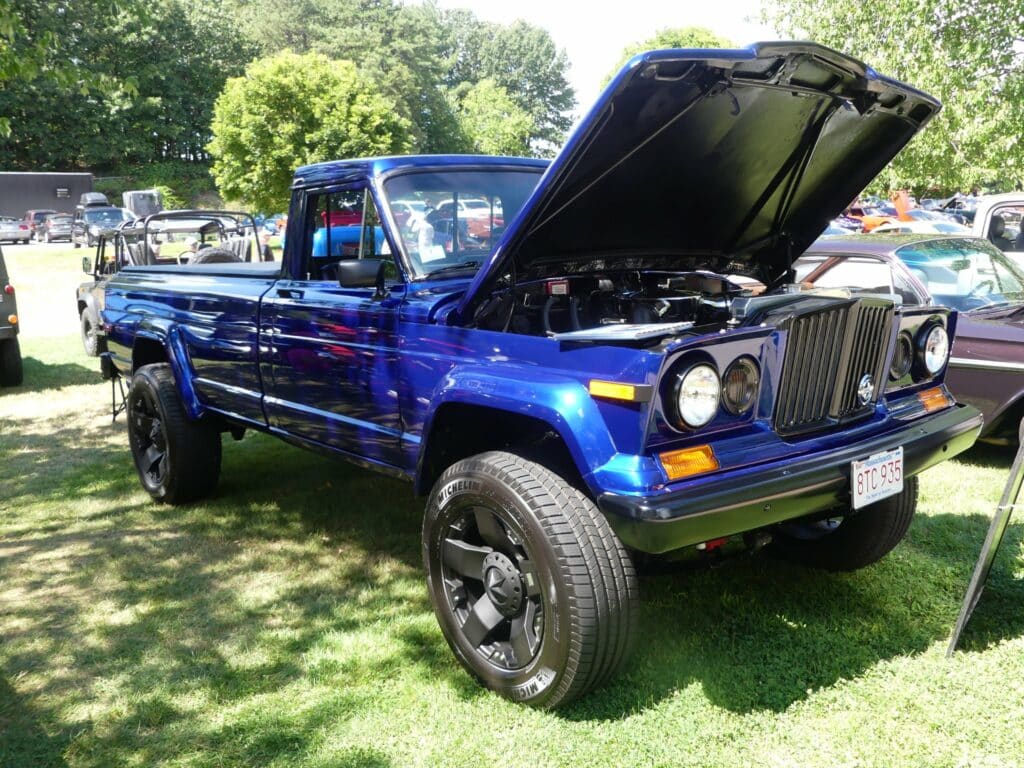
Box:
851;447;904;509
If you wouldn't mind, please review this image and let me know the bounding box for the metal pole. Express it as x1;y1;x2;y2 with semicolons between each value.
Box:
947;419;1024;655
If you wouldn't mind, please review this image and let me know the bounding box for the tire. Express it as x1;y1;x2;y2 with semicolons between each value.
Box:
87;233;95;248
0;337;24;387
80;311;106;357
191;247;241;264
74;239;81;249
769;476;918;571
126;363;221;504
423;451;638;708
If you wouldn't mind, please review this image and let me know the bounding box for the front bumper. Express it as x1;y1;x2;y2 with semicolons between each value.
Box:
597;404;983;554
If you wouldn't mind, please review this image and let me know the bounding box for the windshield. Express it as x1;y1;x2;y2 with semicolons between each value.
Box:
383;169;542;278
896;237;1024;310
85;209;133;226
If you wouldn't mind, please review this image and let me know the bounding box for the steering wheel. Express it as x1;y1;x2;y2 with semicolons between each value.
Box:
969;279;995;297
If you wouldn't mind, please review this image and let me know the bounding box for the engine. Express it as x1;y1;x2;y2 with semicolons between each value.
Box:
479;271;752;340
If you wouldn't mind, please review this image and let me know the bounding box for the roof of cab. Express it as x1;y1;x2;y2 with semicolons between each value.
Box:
293;155;549;188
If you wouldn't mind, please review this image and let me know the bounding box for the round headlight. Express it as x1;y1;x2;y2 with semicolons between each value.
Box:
889;332;913;381
922;324;949;374
675;364;721;428
721;357;760;415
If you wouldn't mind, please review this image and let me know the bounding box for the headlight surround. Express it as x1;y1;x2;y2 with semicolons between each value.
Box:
889;332;914;381
721;357;760;415
674;363;721;428
921;324;949;375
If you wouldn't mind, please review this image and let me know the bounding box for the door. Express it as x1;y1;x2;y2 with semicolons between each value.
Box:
262;184;405;467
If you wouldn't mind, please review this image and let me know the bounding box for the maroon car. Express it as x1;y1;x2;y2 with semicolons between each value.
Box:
797;234;1024;445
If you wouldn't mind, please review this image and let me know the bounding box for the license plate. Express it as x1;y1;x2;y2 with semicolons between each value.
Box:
851;447;904;509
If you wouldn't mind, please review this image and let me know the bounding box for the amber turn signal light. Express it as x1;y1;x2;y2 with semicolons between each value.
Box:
659;445;719;480
588;380;653;403
918;387;951;413
6;314;16;325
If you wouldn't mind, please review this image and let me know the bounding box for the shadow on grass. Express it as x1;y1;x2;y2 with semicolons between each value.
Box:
3;356;101;393
561;508;1024;720
0;677;70;768
3;429;1023;761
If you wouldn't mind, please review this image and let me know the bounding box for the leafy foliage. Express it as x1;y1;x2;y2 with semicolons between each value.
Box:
764;0;1024;194
604;26;735;84
207;51;411;212
453;79;533;157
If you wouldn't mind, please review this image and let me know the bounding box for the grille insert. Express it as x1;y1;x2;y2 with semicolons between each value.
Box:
774;299;894;435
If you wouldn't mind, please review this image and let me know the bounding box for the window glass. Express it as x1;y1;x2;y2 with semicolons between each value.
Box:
797;256;894;292
989;205;1024;251
383;169;542;278
301;188;392;281
896;237;1024;310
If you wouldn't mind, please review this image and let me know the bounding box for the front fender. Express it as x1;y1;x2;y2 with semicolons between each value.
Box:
418;364;619;490
134;320;205;420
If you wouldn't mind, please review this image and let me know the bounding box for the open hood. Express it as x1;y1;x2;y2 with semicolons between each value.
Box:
455;42;939;322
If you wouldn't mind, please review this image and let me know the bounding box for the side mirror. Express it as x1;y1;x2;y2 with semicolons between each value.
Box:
82;256;91;274
337;258;386;296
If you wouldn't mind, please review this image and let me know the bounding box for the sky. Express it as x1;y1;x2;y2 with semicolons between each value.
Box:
431;0;778;117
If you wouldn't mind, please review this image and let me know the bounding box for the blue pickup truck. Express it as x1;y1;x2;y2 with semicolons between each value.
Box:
100;43;983;707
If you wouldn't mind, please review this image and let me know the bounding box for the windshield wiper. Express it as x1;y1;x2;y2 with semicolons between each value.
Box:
425;260;481;279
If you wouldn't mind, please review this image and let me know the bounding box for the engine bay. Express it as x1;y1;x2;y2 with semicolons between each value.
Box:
475;271;754;340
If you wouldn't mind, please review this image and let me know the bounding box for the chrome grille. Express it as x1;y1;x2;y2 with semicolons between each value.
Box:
774;299;894;435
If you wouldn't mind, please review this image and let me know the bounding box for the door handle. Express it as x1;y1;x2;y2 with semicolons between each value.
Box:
277;288;304;299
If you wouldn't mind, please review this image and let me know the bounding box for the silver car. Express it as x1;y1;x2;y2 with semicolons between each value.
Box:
0;215;29;244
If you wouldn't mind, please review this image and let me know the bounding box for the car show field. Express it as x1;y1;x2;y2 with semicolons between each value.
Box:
1;243;1023;766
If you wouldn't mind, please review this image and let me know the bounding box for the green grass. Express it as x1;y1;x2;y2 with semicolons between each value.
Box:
1;245;1023;767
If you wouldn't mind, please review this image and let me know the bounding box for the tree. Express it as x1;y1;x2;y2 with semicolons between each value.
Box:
763;0;1024;193
604;26;735;84
437;10;574;153
454;79;533;156
207;51;411;212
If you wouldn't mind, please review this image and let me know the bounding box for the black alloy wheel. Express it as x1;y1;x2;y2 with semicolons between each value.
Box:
129;382;169;492
126;363;222;504
440;503;544;672
424;451;638;708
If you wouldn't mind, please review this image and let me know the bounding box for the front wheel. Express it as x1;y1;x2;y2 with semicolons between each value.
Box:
127;363;222;504
423;451;638;708
770;476;919;571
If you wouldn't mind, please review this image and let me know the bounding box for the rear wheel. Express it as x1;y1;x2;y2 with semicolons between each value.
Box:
769;476;918;571
80;311;106;357
127;363;221;504
423;451;638;708
0;338;24;387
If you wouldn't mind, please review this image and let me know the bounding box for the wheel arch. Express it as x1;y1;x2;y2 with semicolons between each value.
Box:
131;325;206;420
413;370;617;497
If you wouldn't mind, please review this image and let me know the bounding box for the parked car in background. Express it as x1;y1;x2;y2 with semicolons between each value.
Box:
0;215;30;244
799;233;1024;444
971;193;1024;267
23;209;56;241
0;244;23;386
122;189;163;218
72;206;136;248
39;213;73;243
